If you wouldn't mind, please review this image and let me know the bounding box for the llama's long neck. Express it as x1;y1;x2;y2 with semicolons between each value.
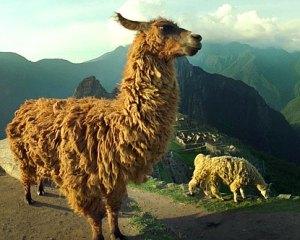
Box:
116;39;179;134
114;37;179;182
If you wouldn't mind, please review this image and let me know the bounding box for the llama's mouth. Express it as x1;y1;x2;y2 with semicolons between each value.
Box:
185;43;202;56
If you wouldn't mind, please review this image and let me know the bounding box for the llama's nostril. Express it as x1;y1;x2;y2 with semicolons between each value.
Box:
191;34;202;41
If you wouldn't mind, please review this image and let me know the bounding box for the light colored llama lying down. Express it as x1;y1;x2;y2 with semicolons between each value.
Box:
188;154;270;202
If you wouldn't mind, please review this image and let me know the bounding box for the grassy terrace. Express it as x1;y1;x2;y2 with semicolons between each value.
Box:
127;196;174;240
168;138;300;195
130;138;300;214
130;178;300;214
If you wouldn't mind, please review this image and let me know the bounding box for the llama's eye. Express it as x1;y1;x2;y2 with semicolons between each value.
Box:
159;25;175;34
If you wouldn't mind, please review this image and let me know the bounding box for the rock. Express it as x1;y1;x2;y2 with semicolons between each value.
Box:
0;139;21;180
155;181;166;189
277;194;292;200
204;142;222;155
153;151;192;184
73;76;111;99
166;183;176;188
179;184;187;191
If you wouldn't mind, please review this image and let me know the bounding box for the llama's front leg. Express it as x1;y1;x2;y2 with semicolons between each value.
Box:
106;206;127;240
37;178;45;196
188;178;198;196
87;215;104;240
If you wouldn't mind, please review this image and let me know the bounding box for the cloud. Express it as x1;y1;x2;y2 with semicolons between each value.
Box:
1;1;299;62
117;0;169;20
109;1;300;53
104;0;168;49
190;4;300;51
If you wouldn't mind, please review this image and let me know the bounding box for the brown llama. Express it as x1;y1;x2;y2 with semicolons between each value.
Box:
6;13;202;240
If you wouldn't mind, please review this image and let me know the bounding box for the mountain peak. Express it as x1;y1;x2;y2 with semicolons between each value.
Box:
73;76;110;99
0;52;30;63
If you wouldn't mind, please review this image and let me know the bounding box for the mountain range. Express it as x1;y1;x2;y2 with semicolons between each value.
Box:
177;57;300;163
0;46;127;139
189;42;300;111
1;43;300;163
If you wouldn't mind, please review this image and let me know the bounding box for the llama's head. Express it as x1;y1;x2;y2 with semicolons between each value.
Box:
115;13;202;59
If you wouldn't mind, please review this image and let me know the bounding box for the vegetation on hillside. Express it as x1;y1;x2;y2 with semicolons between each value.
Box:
130;178;300;214
282;96;300;134
167;134;300;195
189;42;300;110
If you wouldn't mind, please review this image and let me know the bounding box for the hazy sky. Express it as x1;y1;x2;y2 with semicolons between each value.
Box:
1;0;299;62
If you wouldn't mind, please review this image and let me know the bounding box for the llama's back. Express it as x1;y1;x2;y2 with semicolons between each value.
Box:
6;97;112;183
209;156;264;185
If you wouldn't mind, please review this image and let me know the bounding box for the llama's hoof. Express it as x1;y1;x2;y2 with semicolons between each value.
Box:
110;232;127;240
117;234;127;240
92;235;104;240
25;197;34;205
37;189;46;196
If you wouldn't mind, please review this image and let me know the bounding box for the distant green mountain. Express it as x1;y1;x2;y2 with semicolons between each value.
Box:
177;57;300;164
282;96;300;134
0;47;127;138
189;42;300;110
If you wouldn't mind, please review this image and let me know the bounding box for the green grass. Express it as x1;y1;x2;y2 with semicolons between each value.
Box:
127;196;174;240
249;150;300;195
168;137;300;195
130;178;300;214
168;140;199;167
130;212;174;240
159;133;300;213
155;162;174;182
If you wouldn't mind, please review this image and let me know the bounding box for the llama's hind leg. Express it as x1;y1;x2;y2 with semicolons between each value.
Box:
87;214;105;240
106;187;127;240
106;207;127;240
229;181;242;203
239;188;246;199
37;178;45;196
20;168;36;205
23;181;34;205
210;185;224;201
65;191;105;240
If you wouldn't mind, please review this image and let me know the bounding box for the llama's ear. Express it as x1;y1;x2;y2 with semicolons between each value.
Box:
115;12;149;31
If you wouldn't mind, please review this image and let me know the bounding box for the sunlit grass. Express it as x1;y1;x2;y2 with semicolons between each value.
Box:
130;178;300;213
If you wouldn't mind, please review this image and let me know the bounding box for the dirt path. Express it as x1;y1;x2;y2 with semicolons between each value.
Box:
1;174;300;240
1;137;300;240
129;188;300;240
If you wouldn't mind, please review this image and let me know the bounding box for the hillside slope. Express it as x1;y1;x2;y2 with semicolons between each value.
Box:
282;96;300;134
189;42;300;110
0;48;127;138
177;57;300;163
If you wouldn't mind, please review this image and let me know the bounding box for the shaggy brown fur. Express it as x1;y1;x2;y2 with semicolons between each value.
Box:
6;13;201;240
188;154;270;203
